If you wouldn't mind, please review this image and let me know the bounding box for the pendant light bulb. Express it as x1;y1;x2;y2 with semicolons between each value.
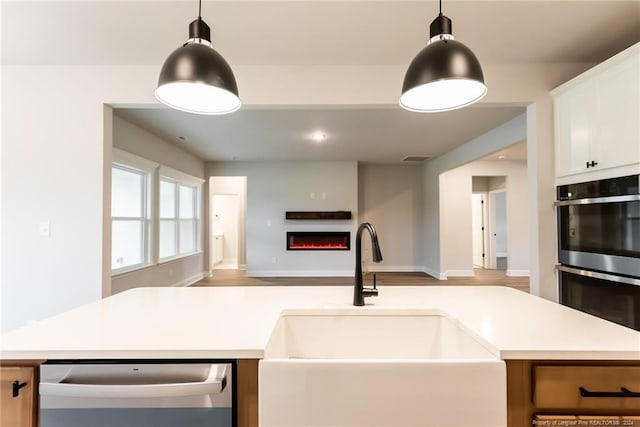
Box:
400;0;487;113
155;0;241;115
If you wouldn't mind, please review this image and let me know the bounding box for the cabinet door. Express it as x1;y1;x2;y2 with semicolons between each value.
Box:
0;366;36;427
596;54;640;171
555;80;598;177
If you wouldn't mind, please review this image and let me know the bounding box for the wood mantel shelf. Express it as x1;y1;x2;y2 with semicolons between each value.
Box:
285;211;352;220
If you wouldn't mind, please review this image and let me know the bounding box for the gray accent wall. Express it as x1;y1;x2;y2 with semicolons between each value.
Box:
358;164;424;271
206;161;358;276
111;115;207;294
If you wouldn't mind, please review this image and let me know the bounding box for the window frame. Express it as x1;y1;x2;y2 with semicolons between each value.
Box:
158;166;204;264
110;149;158;276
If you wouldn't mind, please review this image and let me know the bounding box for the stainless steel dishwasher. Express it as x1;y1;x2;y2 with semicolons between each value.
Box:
39;360;234;427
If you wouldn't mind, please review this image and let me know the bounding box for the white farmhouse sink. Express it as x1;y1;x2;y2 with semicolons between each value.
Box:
259;309;506;427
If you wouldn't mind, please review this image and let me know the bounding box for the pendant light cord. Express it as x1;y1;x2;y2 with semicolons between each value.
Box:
198;0;202;18
439;0;442;15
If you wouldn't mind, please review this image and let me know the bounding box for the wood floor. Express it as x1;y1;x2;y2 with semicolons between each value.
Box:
193;269;530;293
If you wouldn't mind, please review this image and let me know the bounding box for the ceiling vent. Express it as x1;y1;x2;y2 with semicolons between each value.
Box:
402;155;432;162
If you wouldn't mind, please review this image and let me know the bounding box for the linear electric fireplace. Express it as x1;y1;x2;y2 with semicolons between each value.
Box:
286;232;350;251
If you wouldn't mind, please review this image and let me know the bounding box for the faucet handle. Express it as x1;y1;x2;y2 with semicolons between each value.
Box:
363;287;378;297
363;274;378;297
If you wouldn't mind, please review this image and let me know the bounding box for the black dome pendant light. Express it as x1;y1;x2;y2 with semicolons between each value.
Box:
155;0;240;115
400;0;487;113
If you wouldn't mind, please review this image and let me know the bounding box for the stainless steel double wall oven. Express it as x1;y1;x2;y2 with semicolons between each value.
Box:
555;174;640;330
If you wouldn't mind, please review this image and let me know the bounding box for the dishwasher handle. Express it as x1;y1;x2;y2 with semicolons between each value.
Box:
40;366;226;399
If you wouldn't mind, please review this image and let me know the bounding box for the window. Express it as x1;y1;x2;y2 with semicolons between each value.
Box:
110;150;202;275
111;164;151;273
159;170;201;260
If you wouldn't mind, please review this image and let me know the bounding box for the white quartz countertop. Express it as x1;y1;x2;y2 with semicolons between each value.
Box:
1;286;639;360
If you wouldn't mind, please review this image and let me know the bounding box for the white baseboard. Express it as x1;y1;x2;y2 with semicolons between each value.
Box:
176;271;208;287
423;266;446;280
367;265;424;273
246;270;352;277
507;269;530;277
496;252;508;258
445;269;475;277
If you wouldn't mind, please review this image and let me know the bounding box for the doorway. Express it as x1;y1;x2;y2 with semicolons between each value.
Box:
210;176;247;271
472;176;507;270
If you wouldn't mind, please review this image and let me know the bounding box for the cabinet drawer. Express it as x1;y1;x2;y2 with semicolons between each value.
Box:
1;366;36;427
534;366;640;410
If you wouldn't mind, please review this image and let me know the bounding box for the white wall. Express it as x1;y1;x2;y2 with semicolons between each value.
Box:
1;66;156;333
110;115;207;294
440;160;529;277
358;164;424;271
1;60;592;331
206;161;358;276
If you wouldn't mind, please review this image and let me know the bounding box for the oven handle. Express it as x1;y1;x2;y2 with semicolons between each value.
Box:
39;365;227;399
554;194;640;206
557;265;640;287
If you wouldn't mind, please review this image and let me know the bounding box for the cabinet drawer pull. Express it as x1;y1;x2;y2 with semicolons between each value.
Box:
579;386;640;398
12;381;27;397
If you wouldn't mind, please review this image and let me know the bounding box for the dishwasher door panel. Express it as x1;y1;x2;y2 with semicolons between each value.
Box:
40;361;234;427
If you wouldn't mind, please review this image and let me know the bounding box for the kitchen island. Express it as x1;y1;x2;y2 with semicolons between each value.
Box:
2;285;639;426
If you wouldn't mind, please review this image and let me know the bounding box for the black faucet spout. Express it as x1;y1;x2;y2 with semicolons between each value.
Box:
354;222;383;306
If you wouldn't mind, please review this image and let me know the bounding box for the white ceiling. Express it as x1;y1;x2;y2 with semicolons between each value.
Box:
2;1;639;66
115;105;525;162
3;1;638;163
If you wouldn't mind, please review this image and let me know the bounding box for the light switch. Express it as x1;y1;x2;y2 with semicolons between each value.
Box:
39;221;51;237
310;192;316;199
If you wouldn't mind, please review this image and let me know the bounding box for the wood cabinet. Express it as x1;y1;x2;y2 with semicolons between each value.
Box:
553;43;640;182
507;360;640;427
237;359;259;427
534;365;640;410
1;362;40;427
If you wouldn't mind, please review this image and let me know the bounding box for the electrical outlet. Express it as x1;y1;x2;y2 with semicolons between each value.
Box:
267;219;272;227
310;192;315;199
271;256;276;264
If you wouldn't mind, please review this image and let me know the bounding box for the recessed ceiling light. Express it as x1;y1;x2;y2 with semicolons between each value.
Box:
310;131;326;143
498;155;506;160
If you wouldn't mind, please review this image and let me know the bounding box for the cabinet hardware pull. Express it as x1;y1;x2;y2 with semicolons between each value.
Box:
12;381;27;398
579;386;640;398
585;160;599;168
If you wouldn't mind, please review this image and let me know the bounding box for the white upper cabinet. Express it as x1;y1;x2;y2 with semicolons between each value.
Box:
553;43;640;183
